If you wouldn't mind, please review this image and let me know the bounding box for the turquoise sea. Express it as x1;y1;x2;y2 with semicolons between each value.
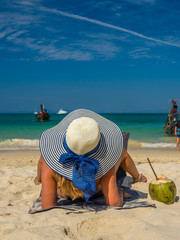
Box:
0;113;177;150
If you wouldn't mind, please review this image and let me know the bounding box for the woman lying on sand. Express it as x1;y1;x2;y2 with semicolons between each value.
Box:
35;109;147;209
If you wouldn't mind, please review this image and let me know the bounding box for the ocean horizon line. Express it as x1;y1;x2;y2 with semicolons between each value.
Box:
0;112;169;114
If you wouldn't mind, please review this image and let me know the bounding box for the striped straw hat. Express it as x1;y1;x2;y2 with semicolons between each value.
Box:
39;109;123;180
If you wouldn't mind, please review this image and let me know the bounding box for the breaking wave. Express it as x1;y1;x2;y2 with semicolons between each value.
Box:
0;139;39;150
129;139;176;148
0;138;176;150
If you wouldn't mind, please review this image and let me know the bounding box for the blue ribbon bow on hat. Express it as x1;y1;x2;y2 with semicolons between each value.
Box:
59;137;100;202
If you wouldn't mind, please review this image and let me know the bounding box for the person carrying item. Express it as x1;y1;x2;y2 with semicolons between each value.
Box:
175;117;180;149
171;100;178;116
35;109;147;209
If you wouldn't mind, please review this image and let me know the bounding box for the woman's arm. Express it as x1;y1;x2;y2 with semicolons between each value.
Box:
41;159;57;209
100;166;123;207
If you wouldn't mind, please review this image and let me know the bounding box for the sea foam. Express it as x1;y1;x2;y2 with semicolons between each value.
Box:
129;139;176;148
0;139;39;150
141;142;176;148
0;138;176;150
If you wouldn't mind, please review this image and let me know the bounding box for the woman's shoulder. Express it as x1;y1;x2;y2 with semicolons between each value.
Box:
42;159;55;176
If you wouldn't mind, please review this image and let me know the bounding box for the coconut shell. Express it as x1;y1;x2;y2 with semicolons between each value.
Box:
149;174;177;204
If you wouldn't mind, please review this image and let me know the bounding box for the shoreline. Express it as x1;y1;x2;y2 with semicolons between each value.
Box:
0;135;177;152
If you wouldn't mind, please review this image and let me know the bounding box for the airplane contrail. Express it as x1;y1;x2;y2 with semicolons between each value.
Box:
40;6;180;48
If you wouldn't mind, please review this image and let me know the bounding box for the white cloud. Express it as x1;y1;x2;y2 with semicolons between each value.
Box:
40;6;180;48
0;28;15;39
7;30;27;40
15;0;36;6
7;0;42;8
126;0;156;4
129;47;160;59
1;1;179;62
37;47;93;61
12;36;93;61
74;40;121;59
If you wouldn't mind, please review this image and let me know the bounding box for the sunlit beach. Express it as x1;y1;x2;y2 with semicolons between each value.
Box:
1;0;180;239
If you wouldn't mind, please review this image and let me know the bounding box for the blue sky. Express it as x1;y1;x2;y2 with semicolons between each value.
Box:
0;0;180;113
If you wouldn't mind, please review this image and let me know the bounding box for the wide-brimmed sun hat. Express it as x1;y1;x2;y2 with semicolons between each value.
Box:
40;109;123;200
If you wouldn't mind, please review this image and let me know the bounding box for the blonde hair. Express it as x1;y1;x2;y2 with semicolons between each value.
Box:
54;172;84;200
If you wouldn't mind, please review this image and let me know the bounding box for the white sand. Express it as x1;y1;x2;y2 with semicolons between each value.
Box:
0;147;179;240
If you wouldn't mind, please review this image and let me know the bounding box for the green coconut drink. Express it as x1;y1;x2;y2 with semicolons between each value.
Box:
149;174;177;204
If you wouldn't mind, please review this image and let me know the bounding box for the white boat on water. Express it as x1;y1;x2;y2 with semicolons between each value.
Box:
57;109;67;114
